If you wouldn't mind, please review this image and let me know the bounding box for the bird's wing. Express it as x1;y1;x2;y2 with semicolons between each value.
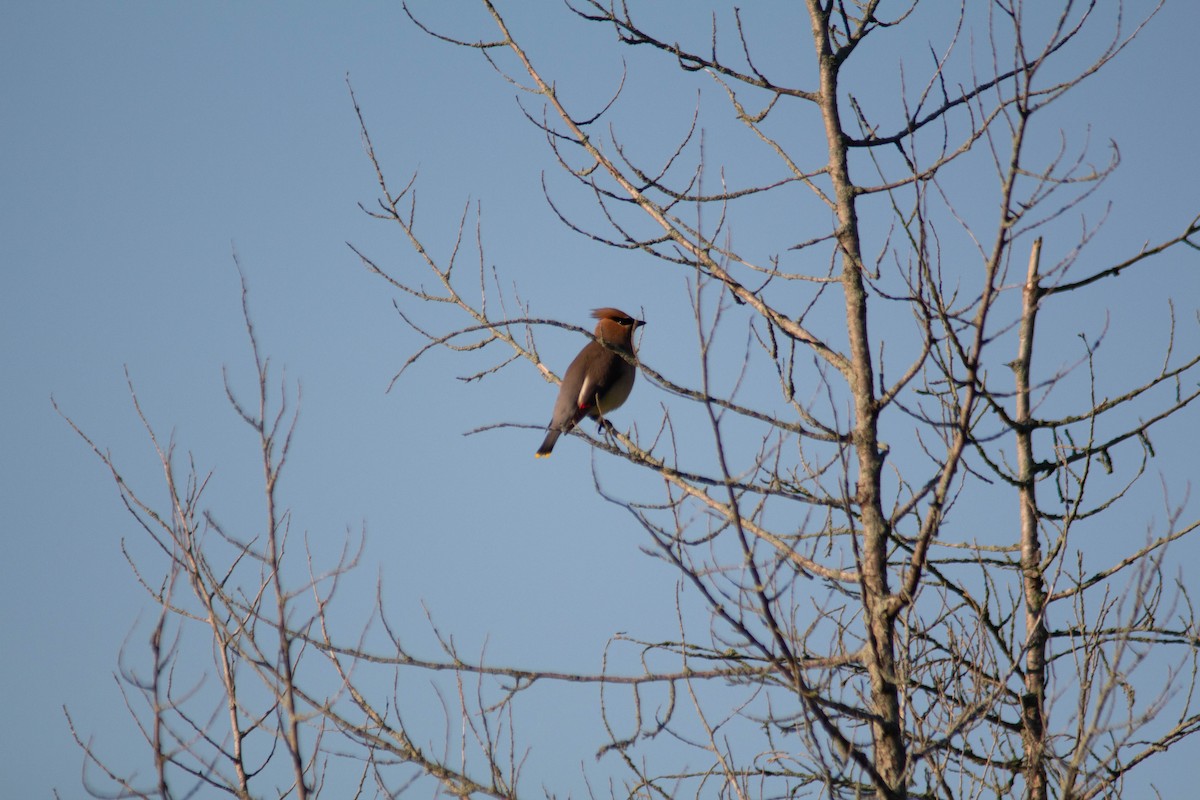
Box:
575;370;600;410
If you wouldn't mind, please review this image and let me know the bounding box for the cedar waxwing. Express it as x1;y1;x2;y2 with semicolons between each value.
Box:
535;307;645;457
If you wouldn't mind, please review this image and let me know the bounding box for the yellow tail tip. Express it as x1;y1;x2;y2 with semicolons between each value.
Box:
534;451;552;459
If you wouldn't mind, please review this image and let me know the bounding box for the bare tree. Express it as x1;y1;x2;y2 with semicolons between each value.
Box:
63;2;1200;799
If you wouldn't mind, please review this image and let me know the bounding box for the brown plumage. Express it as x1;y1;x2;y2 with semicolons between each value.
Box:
535;308;645;458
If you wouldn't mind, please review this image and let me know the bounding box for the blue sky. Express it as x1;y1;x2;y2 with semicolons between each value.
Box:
3;2;1199;797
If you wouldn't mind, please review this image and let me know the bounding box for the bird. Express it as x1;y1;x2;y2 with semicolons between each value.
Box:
535;307;645;457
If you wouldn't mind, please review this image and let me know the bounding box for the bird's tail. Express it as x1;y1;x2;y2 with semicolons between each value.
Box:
535;429;561;458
